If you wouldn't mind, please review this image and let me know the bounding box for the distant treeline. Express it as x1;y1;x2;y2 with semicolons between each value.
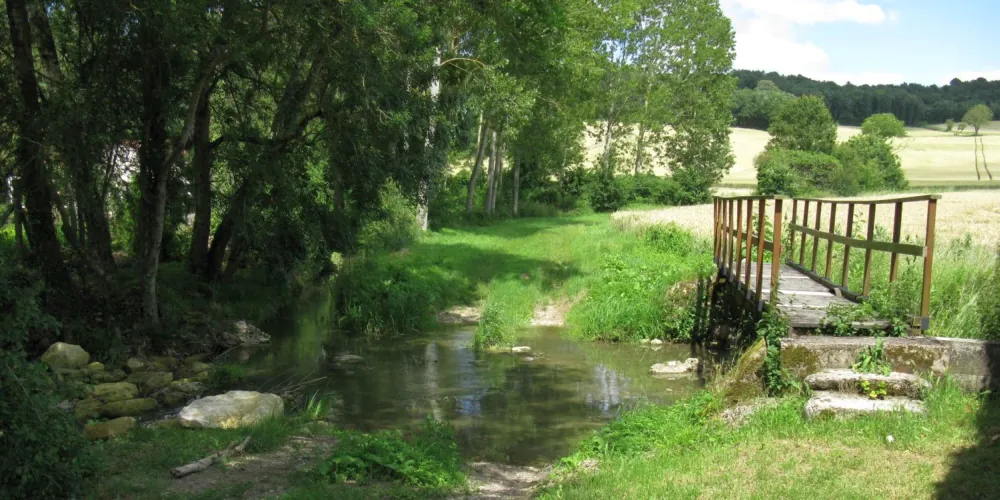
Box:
733;69;1000;127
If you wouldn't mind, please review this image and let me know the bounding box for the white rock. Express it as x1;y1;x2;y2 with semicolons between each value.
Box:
511;346;532;354
40;343;90;369
650;339;663;345
335;354;364;364
639;339;651;344
178;391;284;429
803;391;925;420
649;358;700;375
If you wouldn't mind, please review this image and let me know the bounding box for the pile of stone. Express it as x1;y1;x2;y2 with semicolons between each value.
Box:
41;342;213;440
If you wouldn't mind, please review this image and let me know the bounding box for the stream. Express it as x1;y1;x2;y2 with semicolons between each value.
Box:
228;287;718;466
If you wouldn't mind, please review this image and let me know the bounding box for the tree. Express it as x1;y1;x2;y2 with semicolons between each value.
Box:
755;80;781;92
963;104;993;136
861;113;906;138
767;95;837;154
945;119;955;132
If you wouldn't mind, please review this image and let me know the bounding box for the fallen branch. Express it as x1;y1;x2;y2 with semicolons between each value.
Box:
170;436;252;478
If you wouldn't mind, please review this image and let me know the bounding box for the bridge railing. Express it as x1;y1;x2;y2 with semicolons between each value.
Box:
713;195;784;311
714;194;939;332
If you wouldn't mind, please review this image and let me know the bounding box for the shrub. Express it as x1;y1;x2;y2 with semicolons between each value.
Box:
317;418;465;491
587;171;626;212
836;134;908;192
944;119;955;132
357;180;419;253
0;351;99;499
755;148;843;196
861;113;907;138
767;95;837;154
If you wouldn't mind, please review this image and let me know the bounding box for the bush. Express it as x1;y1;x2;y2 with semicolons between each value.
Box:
357;180;419;253
587;172;626;212
861;113;907;138
944;119;955;132
317;418;465;491
617;174;684;206
755;148;844;196
767;95;837;154
0;351;99;499
835;134;908;192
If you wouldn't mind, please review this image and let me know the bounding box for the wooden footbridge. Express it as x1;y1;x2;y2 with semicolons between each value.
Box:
713;194;939;333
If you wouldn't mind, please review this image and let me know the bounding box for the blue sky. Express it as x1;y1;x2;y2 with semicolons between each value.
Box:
721;0;1000;85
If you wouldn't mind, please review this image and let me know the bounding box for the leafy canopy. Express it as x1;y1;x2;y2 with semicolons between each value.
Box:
861;113;907;138
767;95;837;154
963;104;994;135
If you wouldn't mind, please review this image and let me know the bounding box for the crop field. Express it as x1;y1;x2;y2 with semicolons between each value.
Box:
584;122;1000;188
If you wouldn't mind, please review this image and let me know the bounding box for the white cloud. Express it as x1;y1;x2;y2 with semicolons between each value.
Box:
723;0;902;84
734;0;886;24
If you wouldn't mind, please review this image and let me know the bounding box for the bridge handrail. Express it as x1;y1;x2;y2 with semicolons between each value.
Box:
713;193;938;332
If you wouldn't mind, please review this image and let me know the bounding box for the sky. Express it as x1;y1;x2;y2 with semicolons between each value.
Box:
720;0;1000;85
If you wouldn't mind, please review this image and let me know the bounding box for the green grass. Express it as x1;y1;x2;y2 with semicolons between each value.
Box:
541;379;999;499
337;214;712;343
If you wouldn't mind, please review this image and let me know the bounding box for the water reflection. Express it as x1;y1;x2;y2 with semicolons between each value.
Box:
246;288;710;465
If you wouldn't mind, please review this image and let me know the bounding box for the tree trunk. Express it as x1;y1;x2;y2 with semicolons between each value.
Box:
13;178;26;256
5;0;69;286
634;123;646;176
137;3;172;326
975;139;982;180
466;119;487;216
188;88;214;274
513;157;520;217
601;105;616;173
493;143;504;213
416;48;443;231
205;182;248;281
484;130;497;215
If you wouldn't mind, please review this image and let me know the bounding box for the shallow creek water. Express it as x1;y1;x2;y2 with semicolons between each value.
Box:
231;288;716;466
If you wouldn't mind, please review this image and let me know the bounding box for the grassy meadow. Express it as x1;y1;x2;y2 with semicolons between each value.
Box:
541;379;999;499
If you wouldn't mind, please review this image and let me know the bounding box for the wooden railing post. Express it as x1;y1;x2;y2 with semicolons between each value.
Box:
727;199;735;277
889;202;903;282
918;198;938;332
799;201;809;265
713;199;719;263
744;199;754;293
754;199;766;306
841;203;856;287
811;201;823;271
735;199;744;279
825;202;837;280
862;203;876;296
771;198;784;299
788;199;798;267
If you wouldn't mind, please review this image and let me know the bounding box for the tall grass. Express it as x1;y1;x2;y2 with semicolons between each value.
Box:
475;280;538;348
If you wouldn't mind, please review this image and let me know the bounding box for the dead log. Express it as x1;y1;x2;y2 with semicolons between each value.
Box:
170;436;252;478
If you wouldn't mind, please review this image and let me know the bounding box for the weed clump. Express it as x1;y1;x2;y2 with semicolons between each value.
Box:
317;418;465;492
476;280;537;349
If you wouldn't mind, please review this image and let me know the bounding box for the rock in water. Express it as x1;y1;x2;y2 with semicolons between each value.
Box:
222;321;271;347
511;346;532;354
180;361;212;378
334;354;364;364
40;343;90;369
650;358;700;375
157;380;205;407
86;417;137;440
178;391;284;429
650;339;663;345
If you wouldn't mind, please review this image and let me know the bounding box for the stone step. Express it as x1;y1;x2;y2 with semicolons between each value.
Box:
804;369;930;399
804;391;925;420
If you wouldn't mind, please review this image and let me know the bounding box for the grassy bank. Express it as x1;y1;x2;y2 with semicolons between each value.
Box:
542;380;999;499
336;214;714;347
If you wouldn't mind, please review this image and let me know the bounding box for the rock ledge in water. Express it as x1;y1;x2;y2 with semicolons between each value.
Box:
511;346;532;354
178;390;283;429
334;354;364;364
650;358;699;375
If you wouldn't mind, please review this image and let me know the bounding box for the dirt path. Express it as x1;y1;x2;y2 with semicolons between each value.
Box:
167;435;338;499
461;462;550;499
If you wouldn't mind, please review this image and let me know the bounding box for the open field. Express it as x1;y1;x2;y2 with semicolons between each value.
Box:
584;122;1000;188
615;190;1000;248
